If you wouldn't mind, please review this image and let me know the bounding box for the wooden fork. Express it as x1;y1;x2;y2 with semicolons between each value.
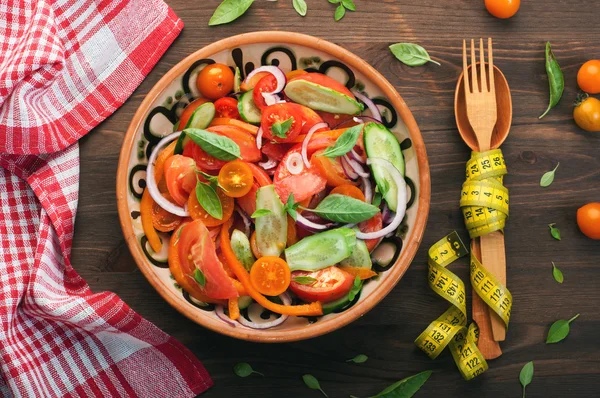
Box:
462;38;507;343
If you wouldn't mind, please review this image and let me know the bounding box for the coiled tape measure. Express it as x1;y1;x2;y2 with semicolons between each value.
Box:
415;149;513;380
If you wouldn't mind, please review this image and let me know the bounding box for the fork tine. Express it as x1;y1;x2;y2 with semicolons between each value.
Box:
480;38;487;92
470;39;479;93
463;40;470;94
488;38;495;92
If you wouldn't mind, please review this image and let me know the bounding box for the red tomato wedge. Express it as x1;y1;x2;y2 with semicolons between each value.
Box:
296;104;327;135
183;141;226;171
163;155;196;206
253;74;278;110
178;220;238;299
359;213;383;252
289;72;355;98
214;97;240;119
316;111;356;130
262;142;293;161
207;125;261;162
289;266;354;303
260;103;304;143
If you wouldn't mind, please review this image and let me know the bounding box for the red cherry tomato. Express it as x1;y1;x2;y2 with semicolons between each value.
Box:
178;220;238;299
260;103;304;143
196;63;234;100
163;155;196;206
289;266;354;303
214;97;241;119
178;97;209;129
253;74;278;110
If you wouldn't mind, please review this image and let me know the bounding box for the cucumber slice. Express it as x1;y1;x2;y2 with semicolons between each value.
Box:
238;296;253;310
363;122;405;212
284;79;364;115
322;281;363;315
255;185;287;257
285;228;356;272
340;232;372;269
238;90;262;125
174;102;216;154
231;229;255;271
234;67;242;93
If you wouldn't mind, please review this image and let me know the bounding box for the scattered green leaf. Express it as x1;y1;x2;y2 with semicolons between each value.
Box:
293;0;307;16
539;42;564;119
233;362;264;377
368;370;432;398
519;361;534;398
347;354;368;364
548;223;561;241
185;128;240;160
552;262;564;284
292;276;317;285
196;181;223;219
540;162;559;187
546;314;579;344
209;0;254;26
305;194;380;223
334;4;346;21
302;374;328;397
194;269;206;287
342;0;356;11
348;275;362;301
389;43;441;67
252;209;274;218
271;117;294;139
322;124;364;158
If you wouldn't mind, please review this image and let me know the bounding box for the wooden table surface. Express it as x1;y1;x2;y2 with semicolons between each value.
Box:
73;1;600;397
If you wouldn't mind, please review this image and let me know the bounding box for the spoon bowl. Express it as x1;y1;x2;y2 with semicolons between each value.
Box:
455;63;512;151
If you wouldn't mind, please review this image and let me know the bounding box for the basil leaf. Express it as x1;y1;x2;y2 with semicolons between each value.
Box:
194;269;206;287
552;262;564;284
284;193;299;221
342;0;356;11
348;276;362;301
185;128;241;160
293;0;307;16
546;314;579;344
302;374;328;397
233;362;264;377
307;194;380;223
346;354;368;364
252;209;274;218
519;362;534;398
389;43;441;67
328;0;340;3
322;124;363;158
209;0;254;26
372;192;383;207
539;42;564;119
334;4;346;21
369;370;432;398
271;117;294;139
292;276;317;285
540;162;559;187
196;181;223;219
548;223;561;241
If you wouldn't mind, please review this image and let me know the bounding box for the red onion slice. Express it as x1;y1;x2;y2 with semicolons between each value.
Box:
256;127;264;150
360;177;373;204
302;122;328;168
356;159;406;240
353;91;382;123
285;152;304;175
258;157;278;170
146;132;190;217
215;305;237;327
245;66;287;96
340;155;359;180
235;206;252;235
343;154;369;178
296;212;335;232
349;148;366;164
237;292;291;329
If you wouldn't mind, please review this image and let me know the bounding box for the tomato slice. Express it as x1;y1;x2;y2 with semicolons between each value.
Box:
214;97;240;119
289;72;355;98
358;213;383;252
207;125;261;162
188;186;235;227
262;142;293;161
237;163;273;216
295;104;328;135
183;141;227;171
179;97;209;129
217;160;253;198
178;220;237;299
330;184;365;201
260;103;303;143
249;256;291;296
253;74;278;110
311;149;358;187
289;266;354;303
316;111;356;129
163;155;197;206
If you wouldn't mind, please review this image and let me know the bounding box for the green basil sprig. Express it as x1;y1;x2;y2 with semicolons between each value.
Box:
196;181;223;219
540;162;559;187
271;117;294;139
519;362;534;398
293;0;307;16
209;0;254;26
369;370;432;398
184;128;241;160
322;124;363;158
539;42;564;119
329;0;356;21
233;362;264;377
546;314;579;344
303;194;379;223
389;43;441;67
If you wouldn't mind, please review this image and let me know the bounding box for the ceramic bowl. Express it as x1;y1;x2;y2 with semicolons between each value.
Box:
117;32;430;342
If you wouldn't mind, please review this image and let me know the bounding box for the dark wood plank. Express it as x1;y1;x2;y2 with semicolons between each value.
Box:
72;0;600;396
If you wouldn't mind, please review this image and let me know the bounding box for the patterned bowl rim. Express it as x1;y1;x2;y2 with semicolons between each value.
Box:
116;31;430;342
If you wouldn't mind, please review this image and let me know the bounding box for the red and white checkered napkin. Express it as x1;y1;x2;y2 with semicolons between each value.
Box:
0;1;213;397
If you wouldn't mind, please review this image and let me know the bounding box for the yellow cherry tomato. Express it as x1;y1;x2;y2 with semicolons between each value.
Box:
573;95;600;132
485;0;520;19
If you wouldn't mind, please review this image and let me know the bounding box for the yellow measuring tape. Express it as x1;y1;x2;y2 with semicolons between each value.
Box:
415;149;513;380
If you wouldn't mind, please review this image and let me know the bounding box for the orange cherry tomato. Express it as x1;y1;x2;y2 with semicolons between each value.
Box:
164;155;197;206
311;150;358;187
187;186;234;227
573;95;600;132
577;60;600;94
330;184;366;201
152;194;182;232
577;202;600;239
250;231;261;258
196;63;234;100
178;97;209;129
217;160;254;198
249;256;291;296
485;0;520;19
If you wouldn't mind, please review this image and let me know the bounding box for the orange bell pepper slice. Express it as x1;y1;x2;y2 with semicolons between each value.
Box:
141;189;162;253
338;266;377;280
220;219;323;316
154;140;177;182
291;127;349;143
209;118;259;135
228;297;240;320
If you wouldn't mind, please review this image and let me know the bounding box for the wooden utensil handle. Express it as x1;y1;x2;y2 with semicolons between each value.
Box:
479;231;507;341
